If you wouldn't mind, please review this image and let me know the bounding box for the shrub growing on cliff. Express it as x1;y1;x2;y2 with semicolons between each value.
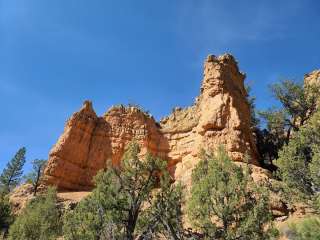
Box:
0;196;12;232
269;80;320;140
24;159;47;196
0;147;26;195
63;142;184;240
276;111;320;199
257;79;320;168
8;187;62;240
187;147;276;240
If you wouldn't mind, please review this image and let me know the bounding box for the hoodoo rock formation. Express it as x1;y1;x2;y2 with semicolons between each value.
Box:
44;54;259;190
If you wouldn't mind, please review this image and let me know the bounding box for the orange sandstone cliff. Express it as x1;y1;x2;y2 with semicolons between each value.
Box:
43;54;259;190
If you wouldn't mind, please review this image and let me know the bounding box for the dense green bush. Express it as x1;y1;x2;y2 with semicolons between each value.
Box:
0;196;12;232
187;147;277;240
8;187;62;240
256;79;320;167
276;111;320;198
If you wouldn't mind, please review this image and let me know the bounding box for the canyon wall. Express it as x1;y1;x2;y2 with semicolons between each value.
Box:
43;54;259;190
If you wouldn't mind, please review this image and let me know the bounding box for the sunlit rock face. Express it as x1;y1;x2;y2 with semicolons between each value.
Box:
304;69;320;87
44;102;168;190
43;54;259;191
161;54;259;185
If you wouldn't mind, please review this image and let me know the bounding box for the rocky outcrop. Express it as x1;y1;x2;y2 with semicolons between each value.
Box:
304;69;320;87
43;53;259;190
44;102;168;190
9;184;35;214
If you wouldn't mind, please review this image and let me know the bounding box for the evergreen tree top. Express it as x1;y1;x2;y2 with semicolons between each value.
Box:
0;147;26;194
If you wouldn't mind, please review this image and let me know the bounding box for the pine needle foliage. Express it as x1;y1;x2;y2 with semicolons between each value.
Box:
187;147;277;240
276;111;320;199
8;187;62;240
63;142;184;240
0;147;26;194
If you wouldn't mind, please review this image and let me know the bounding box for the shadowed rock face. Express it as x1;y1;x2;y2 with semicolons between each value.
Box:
43;54;259;190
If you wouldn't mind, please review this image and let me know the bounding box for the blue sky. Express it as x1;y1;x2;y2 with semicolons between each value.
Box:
1;0;319;172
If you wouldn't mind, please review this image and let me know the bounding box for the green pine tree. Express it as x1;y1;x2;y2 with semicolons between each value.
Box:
187;147;277;240
256;79;320;168
0;147;26;195
270;79;320;131
276;110;320;198
64;142;184;240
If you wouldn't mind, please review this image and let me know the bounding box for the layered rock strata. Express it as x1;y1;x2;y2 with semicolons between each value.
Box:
44;102;168;190
44;54;259;190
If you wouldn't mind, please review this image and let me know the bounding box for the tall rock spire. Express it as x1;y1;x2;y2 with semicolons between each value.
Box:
161;54;259;183
197;54;258;161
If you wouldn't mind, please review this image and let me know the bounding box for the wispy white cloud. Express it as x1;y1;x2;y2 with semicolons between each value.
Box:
174;0;305;65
